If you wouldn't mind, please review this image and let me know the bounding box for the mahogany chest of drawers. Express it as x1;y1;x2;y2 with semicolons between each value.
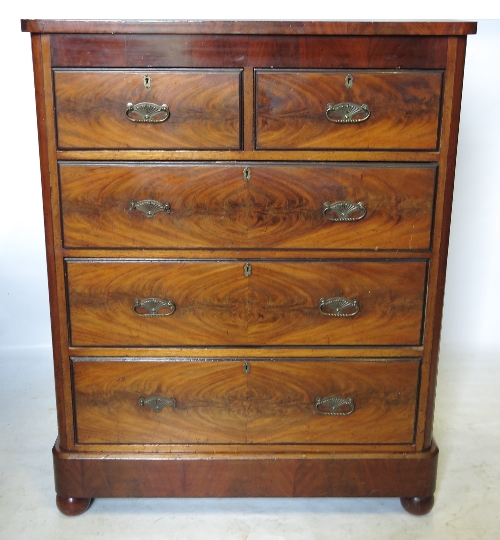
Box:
22;19;476;516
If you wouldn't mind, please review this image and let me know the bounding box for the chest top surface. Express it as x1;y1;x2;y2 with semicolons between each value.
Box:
21;19;477;35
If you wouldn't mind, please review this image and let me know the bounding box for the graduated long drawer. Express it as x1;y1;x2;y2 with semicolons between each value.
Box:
60;163;436;250
54;69;242;149
72;358;420;445
66;259;427;347
256;70;443;150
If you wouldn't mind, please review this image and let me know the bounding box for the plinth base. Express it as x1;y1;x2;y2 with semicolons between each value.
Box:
53;440;438;516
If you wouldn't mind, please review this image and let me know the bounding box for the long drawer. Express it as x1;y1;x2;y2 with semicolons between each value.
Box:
60;163;436;250
67;259;427;347
72;358;420;445
54;69;242;149
256;70;443;150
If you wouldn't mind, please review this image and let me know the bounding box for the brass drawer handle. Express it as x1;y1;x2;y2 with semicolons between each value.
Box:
319;297;359;317
323;201;366;222
325;102;370;123
139;395;177;412
133;298;176;317
125;102;170;123
129;199;171;218
315;396;355;416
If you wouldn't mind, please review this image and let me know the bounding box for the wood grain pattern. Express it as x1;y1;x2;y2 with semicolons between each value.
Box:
68;261;247;347
247;261;427;346
54;70;241;150
63;250;431;263
247;360;419;444
56;149;441;162
22;19;477;35
61;249;433;260
66;260;427;347
53;439;438;498
256;70;443;150
22;21;473;507
59;163;436;250
48;35;449;69
72;359;419;444
74;360;247;444
421;38;469;449
69;348;424;359
33;35;77;448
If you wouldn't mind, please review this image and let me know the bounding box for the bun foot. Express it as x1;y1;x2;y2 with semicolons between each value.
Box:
400;495;434;515
56;495;92;516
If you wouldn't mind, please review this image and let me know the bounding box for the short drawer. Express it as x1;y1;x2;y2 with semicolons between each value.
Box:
67;259;427;347
256;70;442;150
72;358;420;445
60;163;436;250
54;69;242;149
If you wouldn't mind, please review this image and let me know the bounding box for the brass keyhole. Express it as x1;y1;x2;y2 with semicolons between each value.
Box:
144;74;151;89
243;263;252;277
243;362;250;374
243;167;251;181
345;74;353;89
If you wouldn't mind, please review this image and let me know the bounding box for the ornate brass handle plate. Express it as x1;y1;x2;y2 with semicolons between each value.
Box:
133;298;176;317
323;201;366;222
319;297;359;317
129;199;171;218
125;102;170;123
315;396;355;416
138;395;177;412
325;102;370;123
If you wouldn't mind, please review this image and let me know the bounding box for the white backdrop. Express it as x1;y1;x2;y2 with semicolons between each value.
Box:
1;6;499;357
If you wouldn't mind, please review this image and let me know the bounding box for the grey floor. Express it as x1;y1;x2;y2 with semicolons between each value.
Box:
1;346;498;540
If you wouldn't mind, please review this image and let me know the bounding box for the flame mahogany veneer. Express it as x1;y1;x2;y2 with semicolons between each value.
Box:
22;19;476;516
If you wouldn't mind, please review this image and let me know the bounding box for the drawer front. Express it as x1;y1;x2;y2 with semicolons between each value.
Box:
67;260;427;347
256;70;442;150
54;70;242;149
72;358;420;444
60;163;436;250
